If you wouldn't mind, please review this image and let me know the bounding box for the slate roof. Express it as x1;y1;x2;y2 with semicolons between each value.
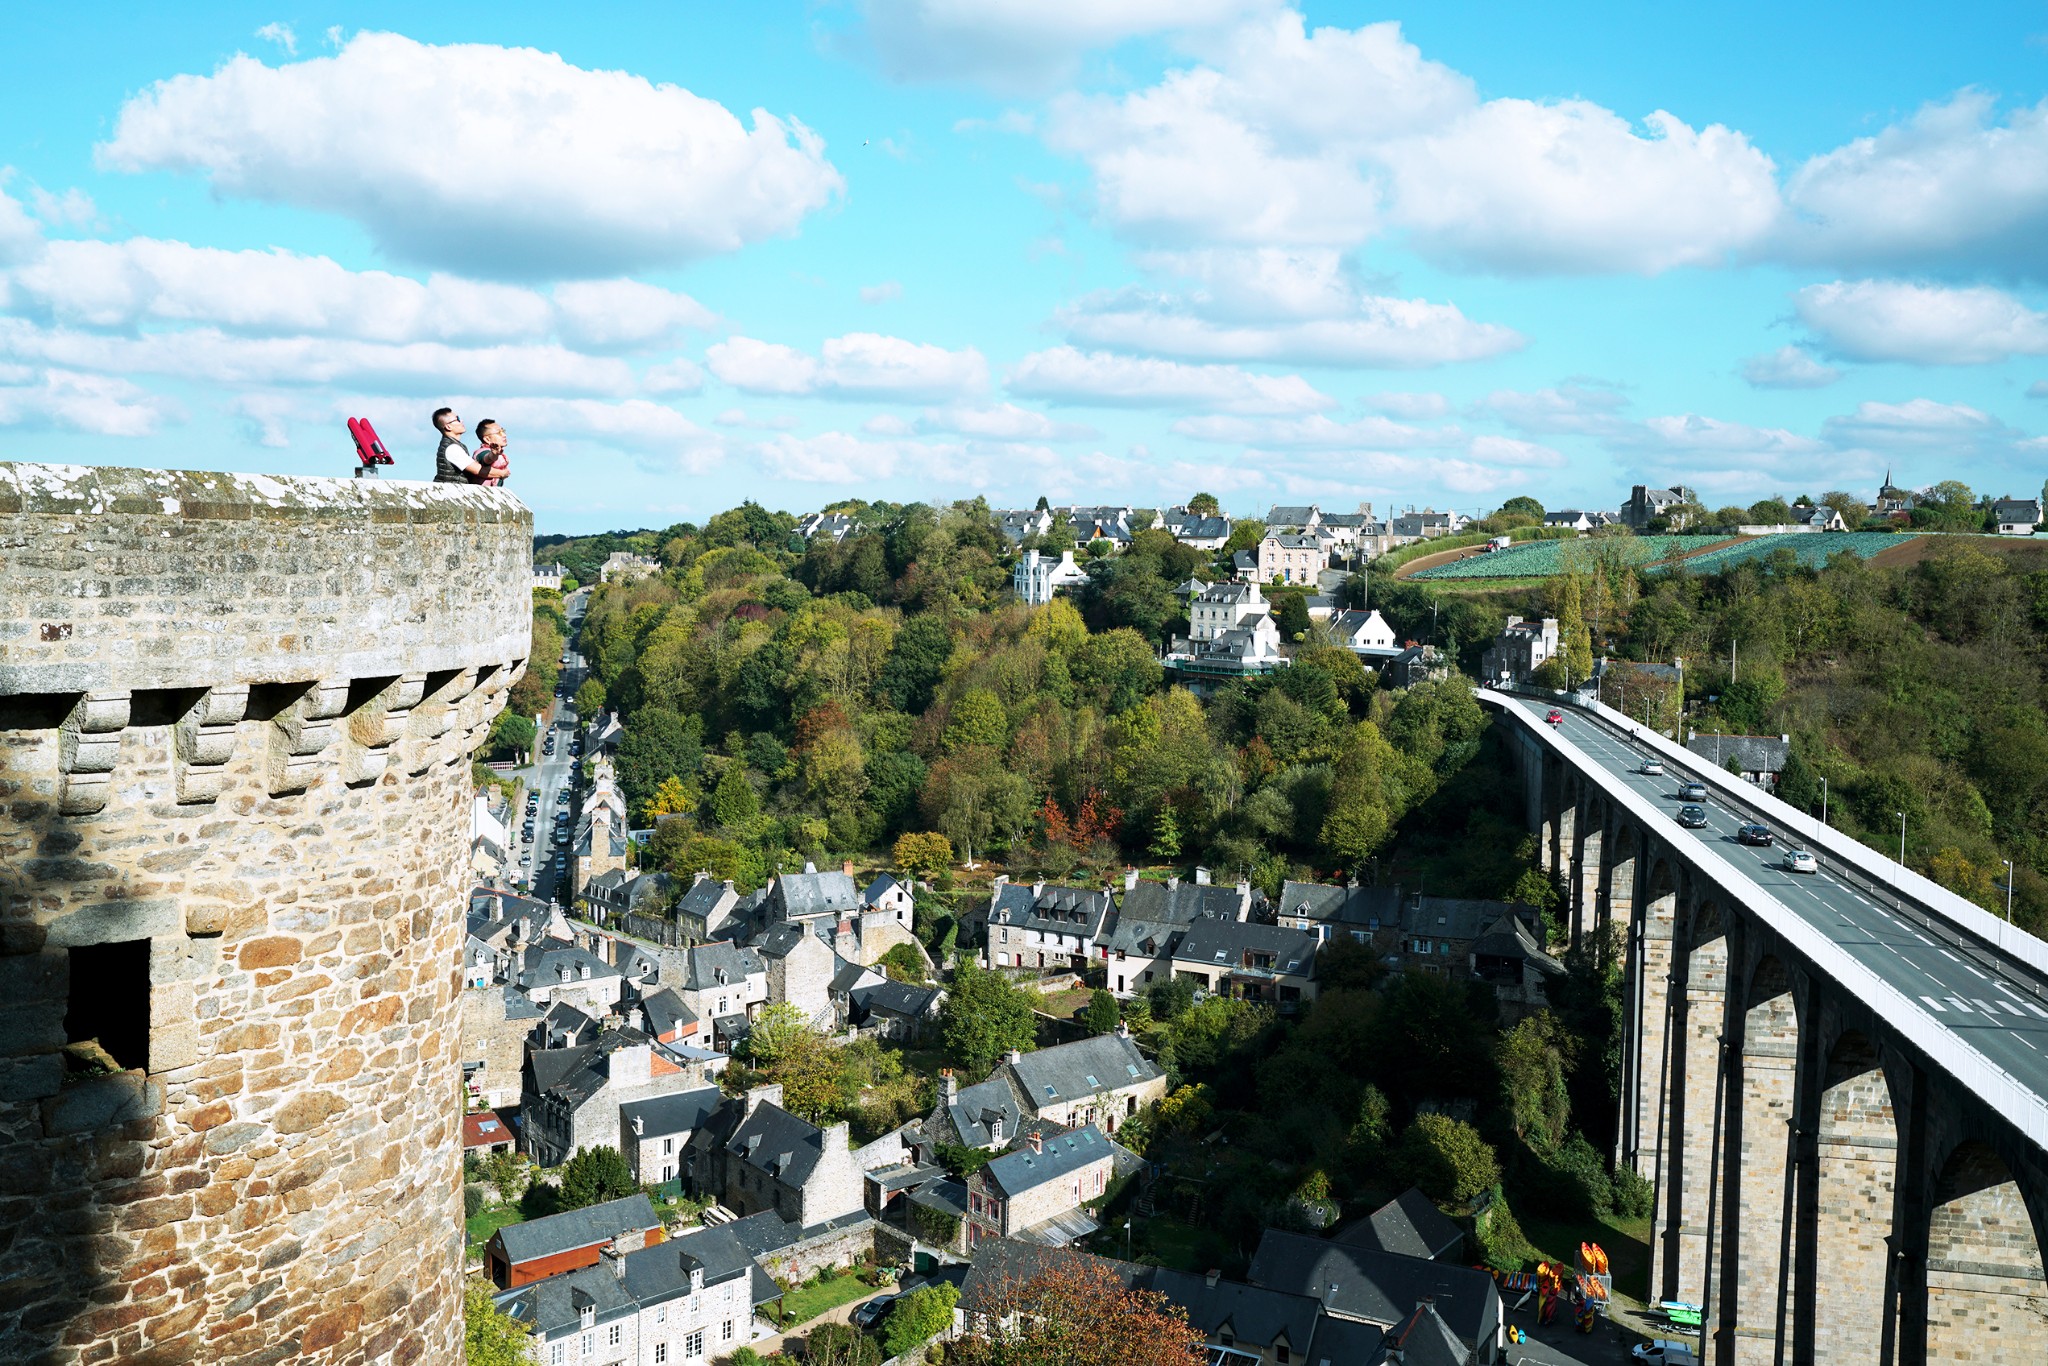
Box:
1685;733;1791;774
640;987;696;1039
493;1261;637;1338
851;979;940;1020
620;1086;724;1142
678;875;738;919
773;868;862;919
527;1043;605;1108
1165;514;1232;541
863;873;902;903
987;882;1114;940
1471;915;1565;976
1398;897;1535;943
1319;512;1374;530
727;1102;833;1186
1171;919;1319;976
1247;1230;1499;1346
1993;498;2042;523
1306;1314;1388;1365
943;1075;1027;1148
1115;879;1247;928
757;922;818;959
1007;1033;1161;1109
493;1193;660;1266
1264;533;1322;550
1335;1188;1465;1262
517;945;621;992
1145;1269;1324;1355
1265;505;1321;527
681;942;763;991
1385;1302;1470;1366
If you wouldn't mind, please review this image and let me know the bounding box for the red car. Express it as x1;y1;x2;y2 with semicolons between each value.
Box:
1545;708;1564;725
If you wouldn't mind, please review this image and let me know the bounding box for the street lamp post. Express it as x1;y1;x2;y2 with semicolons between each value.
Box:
2004;859;2015;922
1898;811;1907;868
1820;777;1828;828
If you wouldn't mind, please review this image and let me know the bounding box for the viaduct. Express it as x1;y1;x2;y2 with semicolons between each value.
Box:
0;462;529;1364
1489;687;2048;1365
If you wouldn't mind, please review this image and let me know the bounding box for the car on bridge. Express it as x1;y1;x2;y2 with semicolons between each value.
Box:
1677;780;1708;801
1638;759;1665;777
1737;822;1774;846
1677;805;1708;828
1785;849;1818;874
1545;707;1564;725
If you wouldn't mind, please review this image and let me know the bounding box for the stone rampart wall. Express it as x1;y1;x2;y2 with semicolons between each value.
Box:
0;463;530;1365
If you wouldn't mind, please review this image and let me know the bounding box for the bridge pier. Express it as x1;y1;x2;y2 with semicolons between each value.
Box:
1652;900;1729;1309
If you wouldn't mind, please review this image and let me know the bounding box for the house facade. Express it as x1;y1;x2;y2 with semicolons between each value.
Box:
686;1086;867;1228
1012;548;1091;605
983;878;1115;972
1256;534;1323;587
964;1126;1115;1247
1478;616;1559;685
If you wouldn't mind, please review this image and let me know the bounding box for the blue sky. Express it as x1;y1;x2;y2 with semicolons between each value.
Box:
3;3;2046;533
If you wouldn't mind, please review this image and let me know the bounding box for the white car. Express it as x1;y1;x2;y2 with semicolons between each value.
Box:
1785;849;1818;874
1632;1346;1697;1366
1638;760;1665;777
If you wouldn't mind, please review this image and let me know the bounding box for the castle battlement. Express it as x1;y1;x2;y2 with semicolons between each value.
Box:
0;461;531;1364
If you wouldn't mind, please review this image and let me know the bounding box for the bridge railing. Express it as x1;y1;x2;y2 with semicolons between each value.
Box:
1491;682;2048;982
1479;684;2048;1152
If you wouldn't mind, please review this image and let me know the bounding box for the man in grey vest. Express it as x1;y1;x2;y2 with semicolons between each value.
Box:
431;407;485;483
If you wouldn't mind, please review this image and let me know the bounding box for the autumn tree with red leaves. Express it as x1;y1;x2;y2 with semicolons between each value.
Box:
952;1250;1205;1366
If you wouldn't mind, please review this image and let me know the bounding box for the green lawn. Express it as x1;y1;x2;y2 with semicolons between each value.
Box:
1515;1209;1651;1304
777;1271;876;1326
1091;1215;1240;1278
466;1204;525;1257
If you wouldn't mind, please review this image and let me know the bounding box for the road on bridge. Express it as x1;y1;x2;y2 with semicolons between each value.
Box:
1509;696;2048;1099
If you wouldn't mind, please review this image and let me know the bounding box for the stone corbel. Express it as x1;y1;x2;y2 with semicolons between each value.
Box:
58;691;131;815
346;675;426;786
173;684;249;805
416;668;479;771
268;680;351;795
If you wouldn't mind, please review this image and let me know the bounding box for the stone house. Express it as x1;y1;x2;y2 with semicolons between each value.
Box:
1062;504;1136;547
983;877;1115;972
486;1192;664;1289
495;1214;784;1366
599;550;660;582
764;863;862;930
1478;615;1559;685
1096;874;1253;997
1395;896;1542;979
462;982;546;1110
520;944;627;1016
571;804;630;904
1275;880;1401;945
965;1125;1116;1248
1012;548;1092;606
1145;1267;1337;1366
685;1085;866;1228
674;872;744;941
1264;504;1323;530
620;1086;725;1186
1684;732;1791;790
1167;919;1320;1008
848;979;944;1042
587;869;672;928
756;922;838;1029
922;1069;1029;1153
1471;914;1566;1020
995;507;1055;546
464;1109;516;1156
1247;1228;1504;1363
1256;533;1323;587
522;1021;727;1167
1621;484;1698;531
674;942;768;1049
998;1030;1166;1136
863;872;915;922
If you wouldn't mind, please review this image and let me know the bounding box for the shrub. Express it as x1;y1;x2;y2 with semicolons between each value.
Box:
882;1283;959;1357
463;1184;486;1219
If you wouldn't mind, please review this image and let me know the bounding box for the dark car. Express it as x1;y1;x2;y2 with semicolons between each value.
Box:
1737;823;1774;846
851;1294;901;1332
1677;781;1708;801
1676;805;1708;829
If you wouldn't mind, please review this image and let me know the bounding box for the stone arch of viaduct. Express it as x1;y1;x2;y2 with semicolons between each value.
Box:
1517;728;2048;1366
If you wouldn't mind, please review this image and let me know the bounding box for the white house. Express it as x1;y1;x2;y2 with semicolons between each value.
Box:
1013;549;1090;606
1188;581;1268;641
1994;498;2041;536
1327;609;1398;657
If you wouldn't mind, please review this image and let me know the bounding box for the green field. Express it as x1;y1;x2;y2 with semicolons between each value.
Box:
466;1204;524;1257
1411;535;1725;580
1656;531;1904;574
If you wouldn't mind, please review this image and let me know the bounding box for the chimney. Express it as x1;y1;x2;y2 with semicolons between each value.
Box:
1204;1269;1221;1289
693;870;710;885
1194;866;1212;886
1031;880;1045;897
992;873;1010;890
722;879;735;895
1006;1049;1023;1067
601;1245;627;1281
1027;1130;1043;1154
1167;875;1180;892
742;1083;784;1118
842;859;855;876
803;860;818;874
1115;1020;1131;1040
941;1069;958;1103
1124;867;1140;891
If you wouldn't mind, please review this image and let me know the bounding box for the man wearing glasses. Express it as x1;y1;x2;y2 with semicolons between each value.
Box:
430;407;485;484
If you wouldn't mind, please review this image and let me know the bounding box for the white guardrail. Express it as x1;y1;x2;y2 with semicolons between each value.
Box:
1478;686;2048;1155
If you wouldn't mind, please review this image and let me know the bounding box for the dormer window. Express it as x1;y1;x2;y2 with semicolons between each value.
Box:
990;1118;1004;1141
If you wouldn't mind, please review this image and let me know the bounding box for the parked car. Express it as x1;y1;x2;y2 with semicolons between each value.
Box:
1677;781;1708;801
1638;760;1665;777
1737;823;1774;846
1545;708;1564;725
1785;849;1818;874
1676;806;1708;829
1633;1344;1697;1366
851;1294;901;1332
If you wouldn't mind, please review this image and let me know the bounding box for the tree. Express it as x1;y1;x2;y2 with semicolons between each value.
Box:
894;830;954;881
948;1247;1205;1366
1272;592;1312;641
464;1278;536;1366
1397;1113;1500;1205
614;708;703;818
879;942;930;984
1557;572;1593;688
486;710;536;763
708;763;760;829
744;1002;843;1119
878;615;954;713
946;688;1010;752
1498;495;1544;521
1084;989;1120;1035
883;1283;960;1357
1186;492;1221;518
1320;722;1399;869
574;678;607;716
1148;808;1183;861
648;775;693;819
804;1323;881;1366
940;962;1037;1074
557;1146;634;1210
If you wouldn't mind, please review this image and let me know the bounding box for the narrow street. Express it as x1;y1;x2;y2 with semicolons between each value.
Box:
510;588;589;905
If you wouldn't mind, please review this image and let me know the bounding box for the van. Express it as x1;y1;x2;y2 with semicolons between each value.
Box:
1632;1343;1697;1365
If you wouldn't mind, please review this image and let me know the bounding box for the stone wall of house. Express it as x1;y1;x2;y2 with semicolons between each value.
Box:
997;1155;1112;1235
756;1218;885;1283
0;461;529;1364
459;984;535;1111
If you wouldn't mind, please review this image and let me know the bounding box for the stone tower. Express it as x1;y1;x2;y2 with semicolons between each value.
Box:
0;462;530;1364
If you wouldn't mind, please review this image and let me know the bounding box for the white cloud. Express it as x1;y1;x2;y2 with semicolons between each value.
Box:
854;0;1277;93
1133;247;1362;321
482;397;725;472
0;368;180;436
2031;380;2048;399
1365;390;1449;418
552;279;717;349
1043;14;1778;274
920;402;1095;440
0;184;38;266
28;187;97;230
1781;91;2048;275
716;407;800;430
1741;345;1841;389
751;429;995;486
1006;346;1333;413
1477;382;1631;436
0;317;637;397
1466;434;1566;468
859;280;903;305
1821;398;2015;454
1794;279;2048;365
642;359;706;395
862;414;918;436
1169;412;1456;448
1248;446;1542;496
1622;413;1825;459
255;22;297;54
98;32;843;279
706;332;988;400
1061;289;1522;367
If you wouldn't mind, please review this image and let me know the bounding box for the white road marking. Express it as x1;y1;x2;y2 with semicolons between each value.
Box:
2000;1001;2023;1016
1947;998;1972;1012
1922;996;1946;1011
